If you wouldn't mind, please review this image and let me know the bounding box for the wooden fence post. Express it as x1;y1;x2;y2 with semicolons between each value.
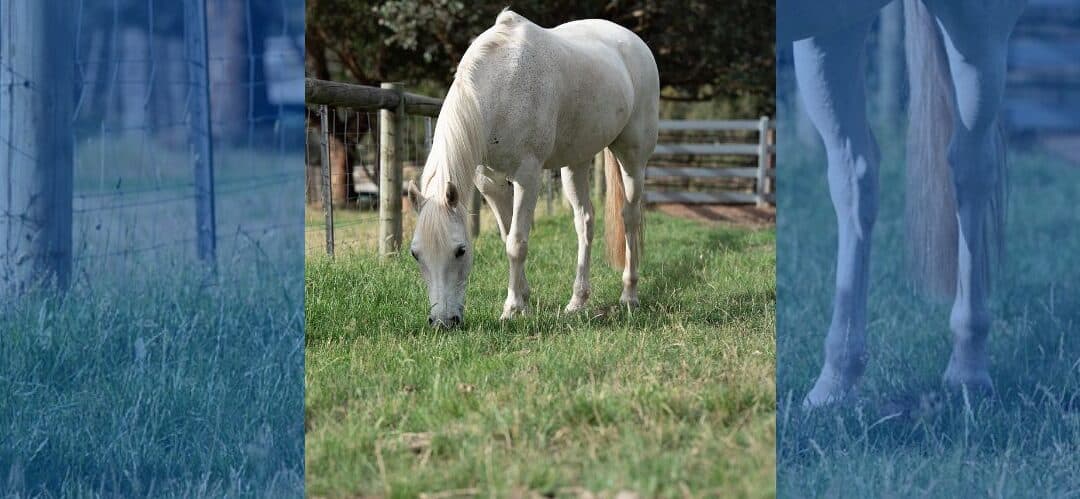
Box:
0;0;75;296
185;0;217;265
593;151;605;203
379;83;403;256
319;105;335;257
756;116;771;208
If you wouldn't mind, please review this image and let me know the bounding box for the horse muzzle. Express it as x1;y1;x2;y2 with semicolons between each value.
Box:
428;314;462;329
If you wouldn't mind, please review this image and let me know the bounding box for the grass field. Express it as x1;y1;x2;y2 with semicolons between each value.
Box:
305;208;776;497
776;128;1080;497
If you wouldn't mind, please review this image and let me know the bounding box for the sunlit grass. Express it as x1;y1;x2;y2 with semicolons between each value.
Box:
305;209;776;497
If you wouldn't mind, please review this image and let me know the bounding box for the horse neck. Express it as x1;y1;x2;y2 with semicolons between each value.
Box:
419;82;486;201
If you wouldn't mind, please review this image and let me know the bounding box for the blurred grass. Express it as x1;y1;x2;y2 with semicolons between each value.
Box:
305;209;776;497
0;250;304;496
776;120;1080;497
2;135;305;496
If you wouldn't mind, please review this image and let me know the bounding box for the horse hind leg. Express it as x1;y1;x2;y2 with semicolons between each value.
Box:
794;20;879;408
927;0;1022;395
561;162;594;313
608;145;647;307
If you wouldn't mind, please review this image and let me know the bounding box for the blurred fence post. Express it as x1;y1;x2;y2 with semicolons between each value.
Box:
593;151;605;203
319;105;335;257
0;0;75;295
469;191;482;239
379;83;403;256
756;116;771;207
545;173;554;216
184;0;217;265
877;0;905;121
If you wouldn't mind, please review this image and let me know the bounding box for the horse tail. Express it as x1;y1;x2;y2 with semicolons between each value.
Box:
904;0;957;300
603;148;627;269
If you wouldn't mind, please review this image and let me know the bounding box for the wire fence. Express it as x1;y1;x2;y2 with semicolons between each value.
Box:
304;104;439;255
2;0;305;288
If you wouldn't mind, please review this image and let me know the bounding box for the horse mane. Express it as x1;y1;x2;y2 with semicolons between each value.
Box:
416;11;526;243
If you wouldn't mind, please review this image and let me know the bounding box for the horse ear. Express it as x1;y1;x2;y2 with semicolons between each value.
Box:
445;182;458;207
406;180;424;213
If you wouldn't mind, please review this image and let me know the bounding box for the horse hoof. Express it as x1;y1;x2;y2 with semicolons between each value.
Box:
619;295;639;308
803;368;856;410
943;368;994;397
564;300;588;314
500;305;527;320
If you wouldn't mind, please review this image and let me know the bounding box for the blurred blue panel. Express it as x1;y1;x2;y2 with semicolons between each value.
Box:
777;1;1080;498
1;0;305;496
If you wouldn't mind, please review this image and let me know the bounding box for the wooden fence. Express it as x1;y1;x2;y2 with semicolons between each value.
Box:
306;78;775;257
645;119;775;207
1005;0;1080;134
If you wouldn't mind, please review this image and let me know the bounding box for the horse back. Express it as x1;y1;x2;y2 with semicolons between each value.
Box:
464;12;658;170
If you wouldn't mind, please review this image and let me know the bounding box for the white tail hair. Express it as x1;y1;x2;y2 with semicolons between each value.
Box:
903;0;1006;300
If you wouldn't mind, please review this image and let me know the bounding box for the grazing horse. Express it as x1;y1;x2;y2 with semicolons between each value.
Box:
781;0;1026;407
406;10;659;327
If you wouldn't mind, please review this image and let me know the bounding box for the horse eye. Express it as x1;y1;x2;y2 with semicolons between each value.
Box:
411;250;419;261
454;246;466;258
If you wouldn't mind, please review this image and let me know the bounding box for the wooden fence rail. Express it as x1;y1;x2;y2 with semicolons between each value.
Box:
645;118;775;207
306;78;442;117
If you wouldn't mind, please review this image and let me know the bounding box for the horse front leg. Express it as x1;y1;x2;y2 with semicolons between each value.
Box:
501;163;541;320
561;162;594;313
794;20;879;408
927;0;1022;394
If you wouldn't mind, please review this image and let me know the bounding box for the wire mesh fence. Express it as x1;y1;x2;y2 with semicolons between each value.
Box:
1;0;305;289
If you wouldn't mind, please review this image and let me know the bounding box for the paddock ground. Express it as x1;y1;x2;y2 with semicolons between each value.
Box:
305;207;776;497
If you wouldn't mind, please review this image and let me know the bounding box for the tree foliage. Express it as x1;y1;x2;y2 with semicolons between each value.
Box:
307;1;773;111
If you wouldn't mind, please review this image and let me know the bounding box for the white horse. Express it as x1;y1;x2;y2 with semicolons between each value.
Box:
406;10;659;327
782;0;1026;407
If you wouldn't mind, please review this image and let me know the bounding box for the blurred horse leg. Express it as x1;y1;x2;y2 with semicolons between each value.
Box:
925;0;1024;394
794;20;880;407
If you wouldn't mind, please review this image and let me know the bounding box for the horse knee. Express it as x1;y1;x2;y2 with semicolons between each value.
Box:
505;236;528;261
826;134;879;232
579;209;594;233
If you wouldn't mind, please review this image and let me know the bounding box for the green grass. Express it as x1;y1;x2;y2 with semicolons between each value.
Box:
0;252;304;497
305;210;776;497
776;127;1080;497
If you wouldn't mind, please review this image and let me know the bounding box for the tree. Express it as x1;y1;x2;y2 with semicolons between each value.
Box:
307;0;774;114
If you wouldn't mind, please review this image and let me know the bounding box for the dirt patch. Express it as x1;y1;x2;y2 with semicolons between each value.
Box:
652;203;775;228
